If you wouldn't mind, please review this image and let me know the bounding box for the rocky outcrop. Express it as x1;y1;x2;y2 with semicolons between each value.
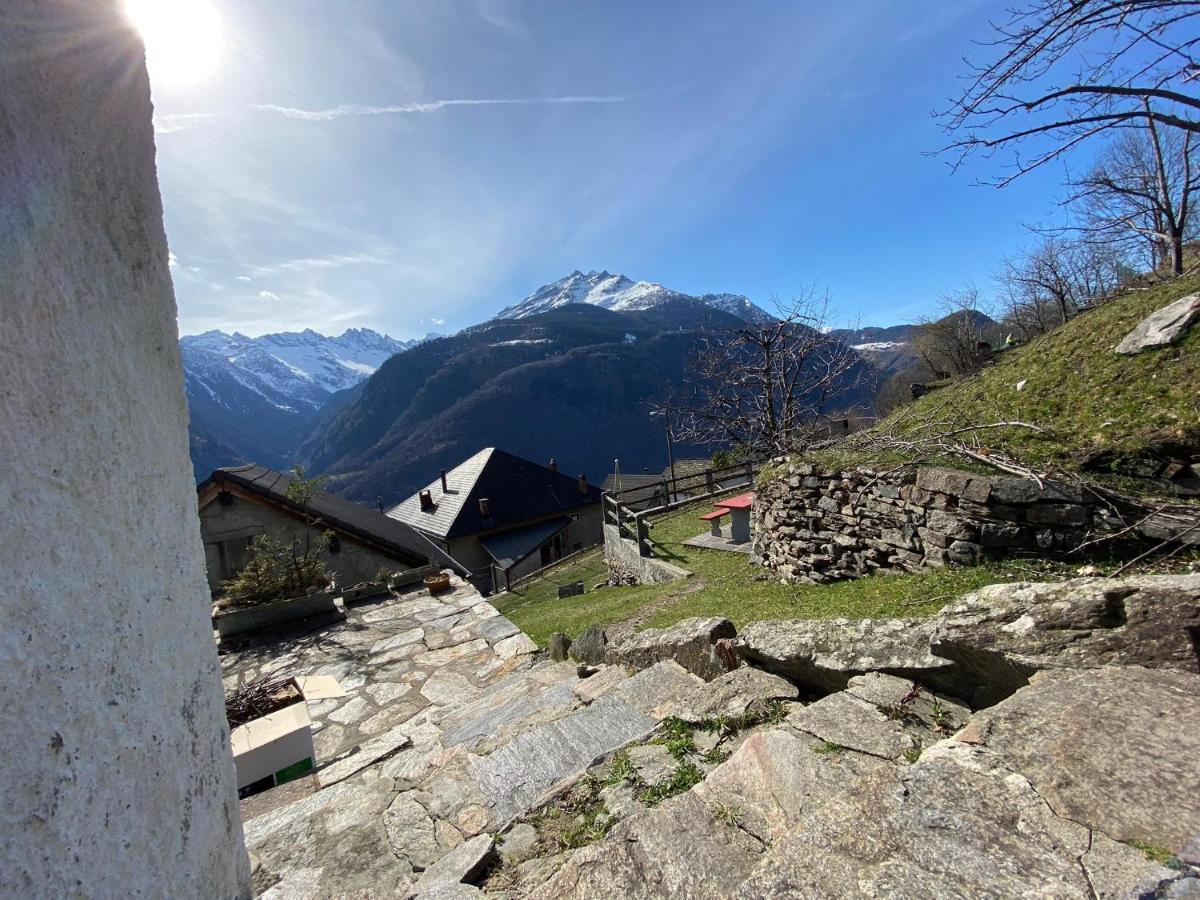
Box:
673;667;799;721
966;666;1200;853
735;617;960;695
511;666;1200;899
606;617;738;680
240;570;1200;898
1115;292;1200;354
737;574;1200;705
932;574;1200;705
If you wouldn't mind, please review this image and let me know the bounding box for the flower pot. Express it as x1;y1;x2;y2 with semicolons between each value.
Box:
388;564;441;591
423;572;451;595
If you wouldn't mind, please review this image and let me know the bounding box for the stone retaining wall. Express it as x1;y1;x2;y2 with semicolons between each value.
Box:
603;523;691;585
753;462;1126;583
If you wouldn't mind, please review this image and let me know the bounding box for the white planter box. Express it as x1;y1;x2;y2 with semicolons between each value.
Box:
230;700;315;794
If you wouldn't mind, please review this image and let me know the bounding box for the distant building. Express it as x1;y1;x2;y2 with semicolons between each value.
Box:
388;448;603;593
197;464;463;593
600;472;669;511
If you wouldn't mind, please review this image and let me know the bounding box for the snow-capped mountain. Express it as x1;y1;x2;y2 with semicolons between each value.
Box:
181;327;428;407
494;270;776;325
180;327;433;478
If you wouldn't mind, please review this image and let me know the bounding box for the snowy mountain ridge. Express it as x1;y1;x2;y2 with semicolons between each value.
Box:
493;270;776;325
180;327;433;409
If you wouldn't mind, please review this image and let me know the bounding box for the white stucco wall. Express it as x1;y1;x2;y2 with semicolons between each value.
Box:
0;2;250;896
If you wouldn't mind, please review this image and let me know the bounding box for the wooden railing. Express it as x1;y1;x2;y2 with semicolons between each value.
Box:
603;458;762;559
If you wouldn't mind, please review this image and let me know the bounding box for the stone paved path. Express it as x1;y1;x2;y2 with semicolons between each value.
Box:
221;575;700;898
226;575;1200;898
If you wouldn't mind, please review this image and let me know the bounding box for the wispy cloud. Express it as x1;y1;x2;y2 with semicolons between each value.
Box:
431;317;445;325
255;96;629;122
154;113;223;134
259;290;280;301
236;275;252;283
251;251;393;277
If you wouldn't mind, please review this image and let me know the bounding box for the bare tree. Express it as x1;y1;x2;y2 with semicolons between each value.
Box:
996;237;1121;338
670;290;865;457
941;0;1200;184
1067;112;1199;273
912;288;997;378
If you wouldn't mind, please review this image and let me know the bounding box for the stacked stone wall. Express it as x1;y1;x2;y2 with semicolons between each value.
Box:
753;462;1124;583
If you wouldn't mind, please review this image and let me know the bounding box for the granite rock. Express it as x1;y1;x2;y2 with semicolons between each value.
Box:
606;616;739;680
931;574;1200;705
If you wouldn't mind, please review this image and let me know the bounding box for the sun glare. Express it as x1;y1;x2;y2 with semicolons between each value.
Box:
124;0;224;88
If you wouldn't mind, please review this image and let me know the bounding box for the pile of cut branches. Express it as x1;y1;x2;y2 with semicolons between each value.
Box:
224;675;302;729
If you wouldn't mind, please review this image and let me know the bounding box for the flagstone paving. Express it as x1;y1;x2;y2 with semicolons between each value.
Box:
222;575;697;898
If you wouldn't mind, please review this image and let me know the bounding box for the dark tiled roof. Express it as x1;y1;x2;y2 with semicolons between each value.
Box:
388;448;602;540
600;473;668;508
480;517;571;570
199;464;466;574
600;473;665;493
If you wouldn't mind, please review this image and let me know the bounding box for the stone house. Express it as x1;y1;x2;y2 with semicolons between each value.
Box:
387;448;603;593
197;464;463;593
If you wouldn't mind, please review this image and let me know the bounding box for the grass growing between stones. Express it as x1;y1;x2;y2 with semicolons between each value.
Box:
530;771;619;852
1128;841;1184;868
495;502;1080;646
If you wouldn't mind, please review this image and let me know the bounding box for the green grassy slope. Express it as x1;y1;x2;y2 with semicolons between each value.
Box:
842;274;1199;477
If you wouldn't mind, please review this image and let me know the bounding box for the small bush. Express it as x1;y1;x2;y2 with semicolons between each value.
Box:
222;532;333;608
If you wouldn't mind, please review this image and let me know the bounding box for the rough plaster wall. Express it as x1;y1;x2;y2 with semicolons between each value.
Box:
199;495;414;589
0;3;250;896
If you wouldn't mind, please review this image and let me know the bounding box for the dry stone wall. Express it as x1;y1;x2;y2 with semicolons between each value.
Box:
753;461;1124;583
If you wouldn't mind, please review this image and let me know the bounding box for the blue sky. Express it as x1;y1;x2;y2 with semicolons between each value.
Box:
149;0;1077;339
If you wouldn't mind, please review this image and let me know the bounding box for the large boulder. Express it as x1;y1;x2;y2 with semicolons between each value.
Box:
735;617;963;697
606;616;738;681
1115;292;1200;354
964;666;1200;855
931;574;1200;706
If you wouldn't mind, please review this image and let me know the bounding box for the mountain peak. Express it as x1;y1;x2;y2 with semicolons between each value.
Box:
492;271;775;324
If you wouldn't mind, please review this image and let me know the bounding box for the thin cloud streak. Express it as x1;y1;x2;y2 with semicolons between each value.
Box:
155;113;223;134
255;95;630;122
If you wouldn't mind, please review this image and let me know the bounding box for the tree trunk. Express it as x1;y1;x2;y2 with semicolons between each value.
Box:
1171;233;1184;275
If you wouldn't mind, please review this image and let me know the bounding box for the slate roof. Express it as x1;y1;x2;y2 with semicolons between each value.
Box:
599;473;668;509
480;517;571;570
199;464;466;574
387;448;602;540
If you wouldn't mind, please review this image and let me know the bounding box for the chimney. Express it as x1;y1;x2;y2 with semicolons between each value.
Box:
419;490;434;510
440;469;448;492
548;458;558;473
577;474;588;494
479;497;491;517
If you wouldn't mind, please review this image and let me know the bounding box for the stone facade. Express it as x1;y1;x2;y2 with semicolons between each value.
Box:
0;2;249;894
753;461;1126;583
200;491;410;591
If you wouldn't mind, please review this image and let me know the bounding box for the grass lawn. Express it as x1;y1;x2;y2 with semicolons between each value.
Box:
494;502;1080;646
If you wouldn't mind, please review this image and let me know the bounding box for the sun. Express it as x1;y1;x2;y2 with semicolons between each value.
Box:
123;0;224;88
